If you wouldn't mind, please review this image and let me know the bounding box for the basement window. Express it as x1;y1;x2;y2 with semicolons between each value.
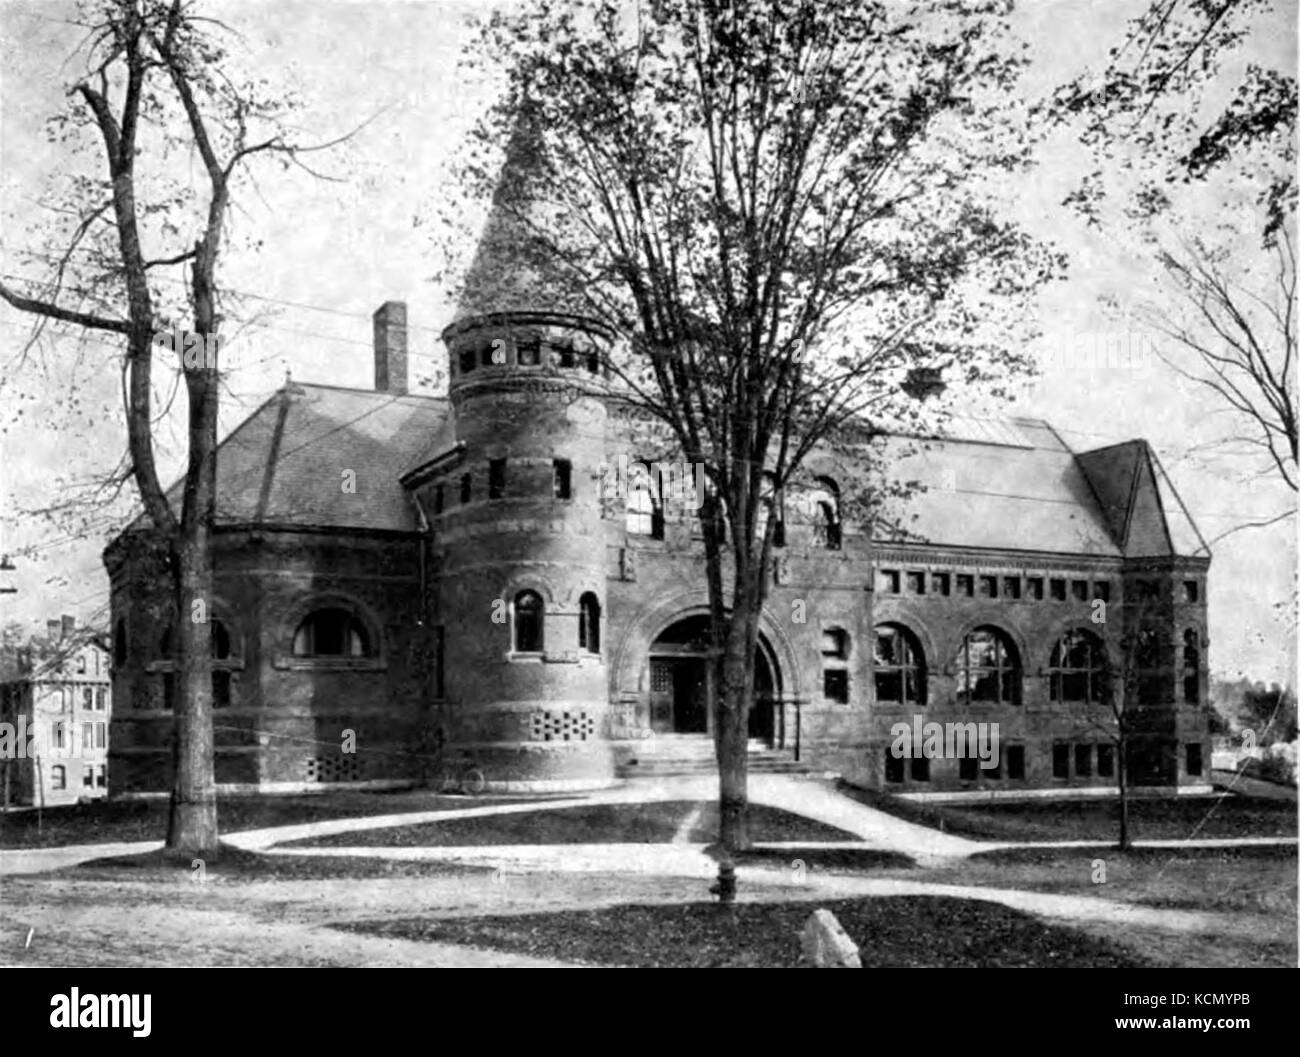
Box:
1186;743;1203;777
1007;745;1025;780
1052;743;1069;778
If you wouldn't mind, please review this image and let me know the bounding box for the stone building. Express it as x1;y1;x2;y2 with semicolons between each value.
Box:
104;134;1212;800
1;616;112;806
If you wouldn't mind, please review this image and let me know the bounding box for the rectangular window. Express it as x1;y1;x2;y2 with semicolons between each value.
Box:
910;756;929;782
517;338;541;366
553;459;572;500
212;670;231;709
95;688;106;710
83;767;94;788
1002;577;1021;600
1071;580;1089;601
1007;745;1025;780
1183;580;1199;603
906;571;925;595
959;756;978;781
885;750;904;783
823;669;849;704
1097;744;1115;778
1052;743;1070;778
1074;743;1093;777
1094;581;1111;603
433;484;444;515
1049;578;1067;601
488;459;506;500
96;722;106;749
83;687;93;708
1186;743;1203;777
96;766;106;788
434;627;446;698
986;753;1001;780
459;474;472;504
163;672;175;711
878;569;900;594
1027;577;1044;600
933;573;951;596
956;574;974;597
82;722;93;752
978;575;998;599
53;722;65;750
51;765;65;791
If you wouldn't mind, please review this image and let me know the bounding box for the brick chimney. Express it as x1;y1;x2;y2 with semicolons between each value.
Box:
61;614;75;639
373;301;408;395
46;619;61;641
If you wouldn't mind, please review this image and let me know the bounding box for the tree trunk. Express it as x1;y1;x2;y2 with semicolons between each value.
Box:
713;566;764;854
1117;736;1131;851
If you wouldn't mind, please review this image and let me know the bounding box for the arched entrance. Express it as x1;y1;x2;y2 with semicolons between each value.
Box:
645;615;780;745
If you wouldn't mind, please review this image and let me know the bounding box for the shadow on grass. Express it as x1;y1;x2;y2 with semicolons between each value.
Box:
336;895;1151;968
737;846;915;871
57;842;492;882
283;801;859;848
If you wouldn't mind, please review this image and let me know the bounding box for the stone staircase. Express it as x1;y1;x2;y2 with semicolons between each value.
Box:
616;733;817;778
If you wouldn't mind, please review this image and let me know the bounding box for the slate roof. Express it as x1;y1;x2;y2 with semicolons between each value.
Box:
116;387;1206;560
128;382;448;534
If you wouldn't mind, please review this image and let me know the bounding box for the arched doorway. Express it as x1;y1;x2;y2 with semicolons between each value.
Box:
645;615;780;745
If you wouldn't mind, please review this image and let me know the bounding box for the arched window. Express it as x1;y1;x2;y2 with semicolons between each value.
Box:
579;593;601;654
113;618;127;666
955;626;1020;705
514;591;544;653
1183;629;1200;704
626;463;664;539
1048;629;1106;703
293;609;371;658
875;624;926;706
810;477;841;550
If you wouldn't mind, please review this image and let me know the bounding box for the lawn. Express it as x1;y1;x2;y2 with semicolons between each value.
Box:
841;785;1299;842
279;800;859;848
60;842;494;882
336;895;1151;968
0;789;535;849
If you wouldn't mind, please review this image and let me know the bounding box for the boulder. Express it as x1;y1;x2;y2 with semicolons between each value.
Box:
800;908;862;968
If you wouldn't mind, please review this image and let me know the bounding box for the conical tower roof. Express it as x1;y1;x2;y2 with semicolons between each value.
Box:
452;110;593;325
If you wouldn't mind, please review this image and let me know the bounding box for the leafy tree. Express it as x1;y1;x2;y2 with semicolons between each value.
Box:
0;0;327;855
440;0;1063;873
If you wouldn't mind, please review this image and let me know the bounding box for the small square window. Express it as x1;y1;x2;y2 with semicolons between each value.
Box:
1097;744;1115;778
910;756;929;782
1074;743;1093;777
488;459;506;500
823;669;849;703
906;571;925;595
959;756;978;781
517;338;541;366
1007;745;1025;780
1183;581;1199;604
933;573;951;596
1094;581;1111;602
553;459;572;500
956;574;974;597
820;629;849;659
879;569;900;594
1027;577;1044;600
1002;577;1021;600
978;576;998;599
1186;743;1203;777
1049;579;1067;601
885;750;904;783
1071;580;1089;601
1052;743;1070;778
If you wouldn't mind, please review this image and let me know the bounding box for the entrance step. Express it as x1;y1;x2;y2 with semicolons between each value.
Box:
616;734;817;778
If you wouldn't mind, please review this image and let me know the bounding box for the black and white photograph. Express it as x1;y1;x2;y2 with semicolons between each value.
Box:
0;0;1295;994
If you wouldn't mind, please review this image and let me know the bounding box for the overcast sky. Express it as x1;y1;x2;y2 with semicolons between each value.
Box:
0;0;1295;684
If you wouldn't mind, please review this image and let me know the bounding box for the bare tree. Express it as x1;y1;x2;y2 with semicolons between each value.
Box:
0;0;328;855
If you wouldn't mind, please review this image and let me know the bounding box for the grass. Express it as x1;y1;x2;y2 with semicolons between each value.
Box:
336;896;1151;968
280;800;859;848
59;842;494;882
0;789;536;849
946;843;1298;914
841;784;1299;842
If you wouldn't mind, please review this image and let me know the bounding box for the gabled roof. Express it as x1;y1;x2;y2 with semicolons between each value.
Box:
873;417;1124;555
126;383;448;535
